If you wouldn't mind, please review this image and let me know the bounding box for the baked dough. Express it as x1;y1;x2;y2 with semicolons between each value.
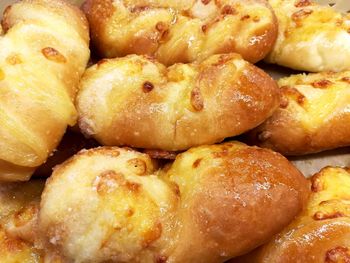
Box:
247;71;350;155
0;0;90;181
39;142;309;263
82;0;278;65
266;0;350;72
0;180;44;262
232;166;350;263
77;53;280;151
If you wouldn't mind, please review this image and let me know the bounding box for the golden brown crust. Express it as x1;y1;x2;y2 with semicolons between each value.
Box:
232;167;350;263
38;142;309;262
247;71;350;155
0;0;90;181
83;0;277;64
0;180;45;262
166;143;309;262
142;149;178;160
77;53;280;151
266;0;350;72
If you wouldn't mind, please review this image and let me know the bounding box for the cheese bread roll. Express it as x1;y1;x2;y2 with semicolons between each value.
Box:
39;142;309;263
77;53;280;151
266;0;350;72
0;0;90;181
0;180;44;262
232;167;350;263
248;71;350;155
82;0;277;65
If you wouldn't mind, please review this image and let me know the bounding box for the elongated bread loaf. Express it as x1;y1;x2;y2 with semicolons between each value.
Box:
82;0;277;65
266;0;350;72
77;53;280;151
39;142;309;263
232;167;350;263
0;0;90;181
247;71;350;155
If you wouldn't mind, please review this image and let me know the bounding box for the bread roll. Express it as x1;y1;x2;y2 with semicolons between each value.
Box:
0;180;44;262
77;53;280;151
82;0;277;65
39;141;309;263
0;0;90;181
247;71;350;155
232;167;350;263
266;0;350;72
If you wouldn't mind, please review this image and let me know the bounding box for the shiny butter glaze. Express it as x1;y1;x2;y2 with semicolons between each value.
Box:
83;0;277;65
38;142;308;262
77;53;280;151
233;167;350;263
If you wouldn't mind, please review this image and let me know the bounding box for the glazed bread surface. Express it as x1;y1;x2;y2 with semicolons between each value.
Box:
82;0;277;65
232;167;350;263
248;71;350;155
0;0;90;181
77;53;280;151
38;142;309;263
266;0;350;72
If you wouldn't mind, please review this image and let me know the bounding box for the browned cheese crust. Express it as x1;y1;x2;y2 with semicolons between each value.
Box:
82;0;277;65
247;71;350;156
77;53;280;151
0;0;90;181
232;166;350;263
266;0;350;72
38;141;309;263
0;180;45;262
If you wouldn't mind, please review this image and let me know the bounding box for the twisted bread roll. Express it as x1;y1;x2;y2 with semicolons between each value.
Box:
0;0;90;182
247;71;350;155
0;180;44;262
77;53;280;151
0;180;67;262
232;167;350;263
39;142;309;263
266;0;350;72
82;0;278;65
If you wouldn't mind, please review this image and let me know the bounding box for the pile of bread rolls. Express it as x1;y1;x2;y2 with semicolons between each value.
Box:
0;0;349;262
